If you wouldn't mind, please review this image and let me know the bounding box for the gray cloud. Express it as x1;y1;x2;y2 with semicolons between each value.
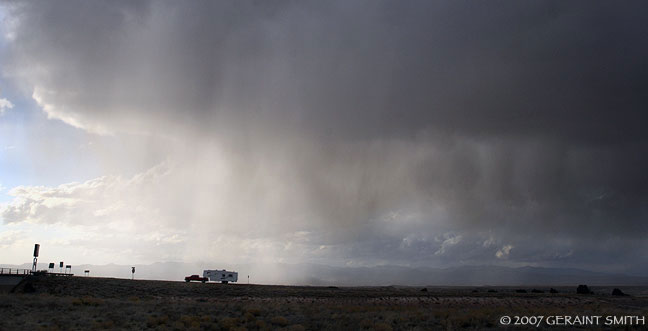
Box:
1;0;647;273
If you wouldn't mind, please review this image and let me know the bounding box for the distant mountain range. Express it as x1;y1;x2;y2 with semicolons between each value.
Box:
3;262;647;286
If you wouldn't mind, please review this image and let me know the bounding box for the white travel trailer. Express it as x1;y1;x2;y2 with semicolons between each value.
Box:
203;269;238;283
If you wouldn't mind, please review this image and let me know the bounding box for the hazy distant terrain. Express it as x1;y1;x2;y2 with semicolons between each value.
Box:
3;262;648;287
2;275;647;330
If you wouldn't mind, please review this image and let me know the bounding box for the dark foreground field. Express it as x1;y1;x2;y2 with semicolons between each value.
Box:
1;276;647;330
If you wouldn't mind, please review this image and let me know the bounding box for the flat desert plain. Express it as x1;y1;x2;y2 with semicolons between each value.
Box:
1;276;647;330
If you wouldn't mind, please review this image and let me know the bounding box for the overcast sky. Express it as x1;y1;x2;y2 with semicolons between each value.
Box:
0;1;647;277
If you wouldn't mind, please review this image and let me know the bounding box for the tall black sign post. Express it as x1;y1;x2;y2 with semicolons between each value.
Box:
131;267;135;280
59;262;64;274
32;244;40;272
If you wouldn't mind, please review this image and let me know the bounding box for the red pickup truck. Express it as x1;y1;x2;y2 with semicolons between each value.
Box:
184;274;207;283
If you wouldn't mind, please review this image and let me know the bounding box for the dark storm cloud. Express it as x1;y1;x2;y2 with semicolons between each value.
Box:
7;0;647;140
2;0;647;271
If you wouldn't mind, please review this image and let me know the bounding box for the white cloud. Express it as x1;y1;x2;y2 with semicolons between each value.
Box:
1;161;172;226
0;229;24;249
434;233;462;256
482;236;496;248
496;245;514;259
0;97;13;115
31;87;111;135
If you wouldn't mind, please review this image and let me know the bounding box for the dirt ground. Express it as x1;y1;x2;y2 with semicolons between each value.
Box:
1;276;647;330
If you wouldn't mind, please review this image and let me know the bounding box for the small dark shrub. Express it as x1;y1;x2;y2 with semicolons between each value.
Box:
576;285;592;294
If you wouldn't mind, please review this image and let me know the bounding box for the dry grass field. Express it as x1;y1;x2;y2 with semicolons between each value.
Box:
1;276;647;330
